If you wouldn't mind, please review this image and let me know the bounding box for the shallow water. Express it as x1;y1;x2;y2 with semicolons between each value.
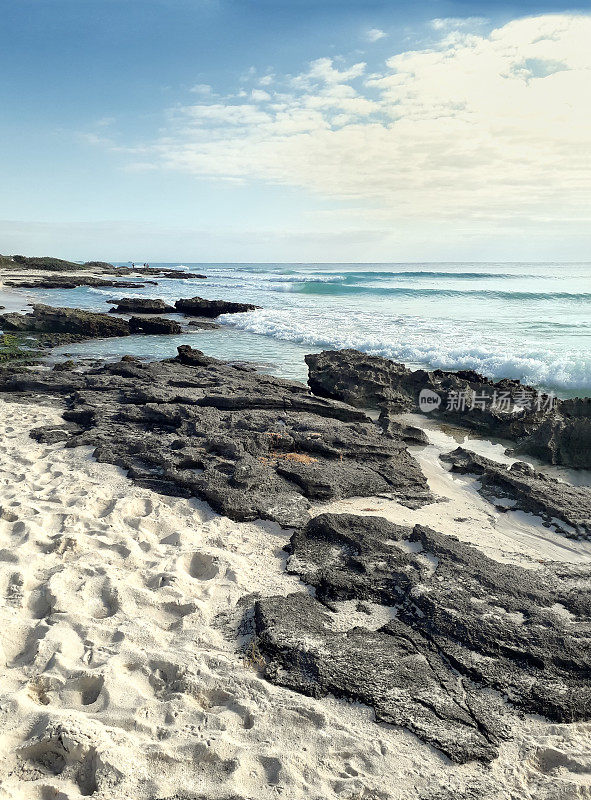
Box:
14;261;591;395
52;327;313;383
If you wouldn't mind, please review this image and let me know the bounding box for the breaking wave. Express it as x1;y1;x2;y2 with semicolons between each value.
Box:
221;309;591;392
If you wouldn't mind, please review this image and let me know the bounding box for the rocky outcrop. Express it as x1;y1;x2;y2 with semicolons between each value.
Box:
441;447;591;539
0;348;433;526
130;268;207;280
107;298;176;314
513;397;591;469
306;349;591;469
128;316;182;335
254;512;591;762
4;276;150;289
174;297;259;317
187;320;222;330
378;407;429;444
0;304;130;338
307;349;416;410
0;254;207;280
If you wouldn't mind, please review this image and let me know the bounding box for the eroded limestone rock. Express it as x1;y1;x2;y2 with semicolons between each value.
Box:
254;513;591;762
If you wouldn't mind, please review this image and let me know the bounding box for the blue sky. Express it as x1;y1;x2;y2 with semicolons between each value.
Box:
1;0;590;261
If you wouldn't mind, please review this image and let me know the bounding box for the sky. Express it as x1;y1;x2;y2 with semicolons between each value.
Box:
1;0;590;262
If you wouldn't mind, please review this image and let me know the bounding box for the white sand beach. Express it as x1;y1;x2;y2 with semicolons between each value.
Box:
1;397;590;799
2;0;591;795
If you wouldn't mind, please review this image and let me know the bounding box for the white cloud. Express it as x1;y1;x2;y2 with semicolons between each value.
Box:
292;57;366;88
190;83;214;95
251;89;271;102
430;17;488;31
132;14;591;228
365;28;387;43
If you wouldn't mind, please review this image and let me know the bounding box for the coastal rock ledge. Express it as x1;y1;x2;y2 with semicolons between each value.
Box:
255;512;591;763
1;347;590;768
0;304;183;340
106;296;260;317
306;349;591;469
0;347;433;526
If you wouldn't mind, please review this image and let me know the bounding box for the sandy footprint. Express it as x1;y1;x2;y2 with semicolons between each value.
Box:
93;578;120;619
27;584;56;620
200;688;256;731
121;497;155;529
183;551;220;581
60;672;106;709
16;719;123;797
92;498;118;519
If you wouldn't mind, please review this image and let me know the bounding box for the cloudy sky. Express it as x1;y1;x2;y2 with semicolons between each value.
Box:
1;0;590;261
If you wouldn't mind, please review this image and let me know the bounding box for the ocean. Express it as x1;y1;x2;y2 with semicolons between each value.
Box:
23;262;591;395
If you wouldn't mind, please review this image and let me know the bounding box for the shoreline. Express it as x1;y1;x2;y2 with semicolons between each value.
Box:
1;396;590;799
2;260;590;399
1;263;590;797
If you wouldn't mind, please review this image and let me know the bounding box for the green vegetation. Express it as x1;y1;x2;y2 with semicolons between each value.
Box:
0;254;85;271
0;333;41;365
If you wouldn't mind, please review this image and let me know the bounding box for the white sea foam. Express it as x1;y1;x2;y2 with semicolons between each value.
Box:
221;309;591;391
21;262;591;394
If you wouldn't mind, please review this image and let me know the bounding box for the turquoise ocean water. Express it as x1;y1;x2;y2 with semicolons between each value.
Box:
21;262;591;395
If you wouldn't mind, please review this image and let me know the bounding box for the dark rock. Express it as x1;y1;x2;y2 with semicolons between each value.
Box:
255;593;506;764
53;360;77;371
0;347;433;526
174;344;218;367
306;349;591;469
441;447;591;538
0;304;130;338
379;407;429;444
174;297;259;317
513;397;591;469
254;512;591;762
128;316;182;335
130;268;207;280
307;349;415;411
107;297;176;314
4;277;148;290
0;313;30;332
187;320;222;330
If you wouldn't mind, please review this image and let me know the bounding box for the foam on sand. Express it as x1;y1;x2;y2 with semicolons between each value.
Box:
1;399;590;799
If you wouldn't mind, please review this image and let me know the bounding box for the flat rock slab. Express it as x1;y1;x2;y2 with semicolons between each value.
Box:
0;347;433;526
441;447;591;539
4;276;151;289
255;513;591;762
